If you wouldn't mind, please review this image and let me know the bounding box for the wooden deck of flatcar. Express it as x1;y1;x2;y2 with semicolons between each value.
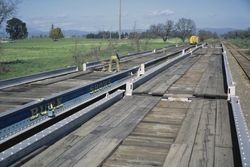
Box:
23;45;234;167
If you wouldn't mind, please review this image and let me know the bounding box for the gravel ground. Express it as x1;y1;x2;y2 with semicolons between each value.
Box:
225;46;250;129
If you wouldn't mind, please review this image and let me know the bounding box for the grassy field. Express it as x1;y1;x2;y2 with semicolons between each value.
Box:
0;38;180;80
230;38;250;49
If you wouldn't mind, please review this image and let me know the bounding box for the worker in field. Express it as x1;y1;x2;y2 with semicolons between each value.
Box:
108;51;120;72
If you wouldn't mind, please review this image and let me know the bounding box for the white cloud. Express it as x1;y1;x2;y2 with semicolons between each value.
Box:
148;9;174;16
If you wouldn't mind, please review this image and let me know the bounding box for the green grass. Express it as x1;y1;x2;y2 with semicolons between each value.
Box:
229;38;250;49
0;38;180;80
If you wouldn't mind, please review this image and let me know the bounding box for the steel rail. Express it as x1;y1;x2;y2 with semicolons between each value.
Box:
222;43;250;167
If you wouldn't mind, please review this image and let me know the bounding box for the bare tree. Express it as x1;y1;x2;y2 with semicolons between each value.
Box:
164;20;174;41
198;30;218;41
0;0;17;75
0;0;17;27
175;18;196;42
149;20;174;42
129;21;141;52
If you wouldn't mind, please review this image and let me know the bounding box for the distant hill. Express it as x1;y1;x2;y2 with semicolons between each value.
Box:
63;30;89;37
27;27;89;37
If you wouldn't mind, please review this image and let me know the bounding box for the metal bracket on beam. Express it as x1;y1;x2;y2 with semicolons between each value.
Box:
125;81;133;96
182;49;185;55
82;63;87;71
228;85;236;100
137;64;145;77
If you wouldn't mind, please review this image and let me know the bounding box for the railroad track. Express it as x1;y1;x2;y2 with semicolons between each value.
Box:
224;42;250;80
1;43;249;167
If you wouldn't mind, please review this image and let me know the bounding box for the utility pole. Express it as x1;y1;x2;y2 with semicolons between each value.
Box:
119;0;122;40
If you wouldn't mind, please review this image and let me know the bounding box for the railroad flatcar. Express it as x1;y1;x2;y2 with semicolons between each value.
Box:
189;35;199;45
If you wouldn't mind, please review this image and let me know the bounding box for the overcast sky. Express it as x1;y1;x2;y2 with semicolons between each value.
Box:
16;0;250;32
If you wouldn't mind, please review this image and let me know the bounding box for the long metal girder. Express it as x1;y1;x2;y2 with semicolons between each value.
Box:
222;44;250;167
0;90;125;167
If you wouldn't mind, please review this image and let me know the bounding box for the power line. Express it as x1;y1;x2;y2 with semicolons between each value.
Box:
119;0;121;40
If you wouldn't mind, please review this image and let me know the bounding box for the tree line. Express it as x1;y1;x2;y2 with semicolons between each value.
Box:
86;18;197;42
222;28;250;39
85;18;219;42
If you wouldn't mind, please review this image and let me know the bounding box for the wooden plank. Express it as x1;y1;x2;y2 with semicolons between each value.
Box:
167;54;207;95
24;96;160;167
74;138;120;167
74;96;143;137
107;145;168;166
122;135;173;148
163;99;204;167
73;97;160;167
131;122;179;138
143;111;185;125
103;159;154;167
102;97;156;128
157;100;190;109
23;96;159;166
194;54;226;97
214;147;234;167
134;73;166;94
152;107;187;113
150;75;181;95
163;144;188;167
215;100;232;147
189;100;216;167
205;55;219;95
134;55;198;95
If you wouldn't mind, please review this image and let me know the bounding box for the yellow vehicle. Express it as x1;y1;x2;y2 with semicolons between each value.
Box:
189;35;199;45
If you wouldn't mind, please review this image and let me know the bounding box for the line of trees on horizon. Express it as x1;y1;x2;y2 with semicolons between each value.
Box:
222;28;250;39
85;18;219;42
86;18;198;42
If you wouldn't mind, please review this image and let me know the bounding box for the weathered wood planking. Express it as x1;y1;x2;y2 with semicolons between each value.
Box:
167;49;210;95
215;100;232;147
163;99;204;167
103;100;190;167
214;100;234;167
214;147;234;167
23;95;160;167
194;53;226;97
189;100;216;167
163;99;234;167
134;55;199;95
